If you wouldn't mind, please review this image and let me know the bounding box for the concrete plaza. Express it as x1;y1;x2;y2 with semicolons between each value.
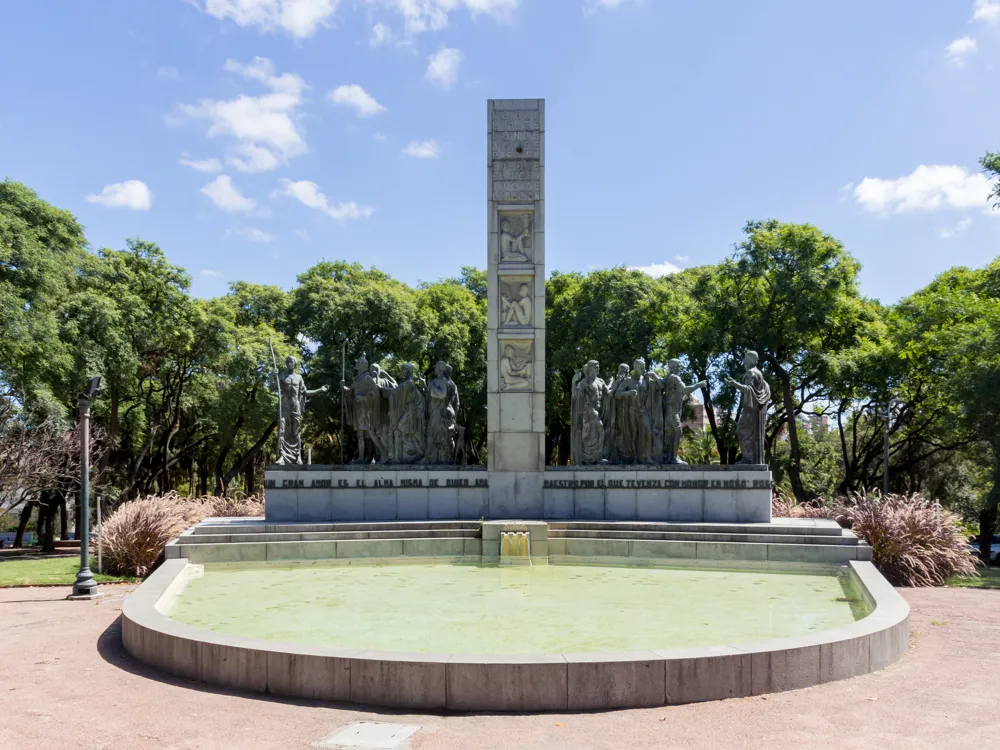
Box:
1;584;998;749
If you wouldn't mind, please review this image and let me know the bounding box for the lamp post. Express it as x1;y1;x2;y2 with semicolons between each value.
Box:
882;397;903;496
70;377;101;600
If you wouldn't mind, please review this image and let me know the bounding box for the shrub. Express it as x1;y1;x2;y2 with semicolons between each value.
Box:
100;495;207;577
98;492;265;577
841;492;978;586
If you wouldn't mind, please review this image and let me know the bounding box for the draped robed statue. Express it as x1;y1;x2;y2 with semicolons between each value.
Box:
725;350;771;465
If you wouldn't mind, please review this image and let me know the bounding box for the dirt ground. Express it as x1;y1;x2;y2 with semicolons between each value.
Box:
0;584;997;750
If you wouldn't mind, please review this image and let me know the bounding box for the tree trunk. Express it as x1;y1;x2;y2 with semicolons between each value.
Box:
979;455;1000;564
770;361;807;501
14;501;35;547
244;453;256;495
59;495;68;540
39;492;56;553
220;422;277;492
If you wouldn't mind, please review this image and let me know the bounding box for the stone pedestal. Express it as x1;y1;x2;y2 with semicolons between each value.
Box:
487;99;545;487
264;466;772;524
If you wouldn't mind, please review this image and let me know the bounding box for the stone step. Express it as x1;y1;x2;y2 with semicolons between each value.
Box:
181;529;483;545
548;520;845;536
548;537;871;565
168;536;483;564
549;528;861;546
192;520;481;536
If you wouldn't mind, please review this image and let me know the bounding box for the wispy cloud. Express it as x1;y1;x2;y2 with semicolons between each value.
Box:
200;175;259;214
426;47;462;89
86;180;153;210
194;0;340;38
275;178;374;220
972;0;1000;24
940;216;973;239
945;36;978;67
852;164;995;214
401;140;440;159
328;84;387;117
179;156;223;173
629;260;681;277
225;226;275;242
177;57;307;174
157;66;181;81
199;268;224;278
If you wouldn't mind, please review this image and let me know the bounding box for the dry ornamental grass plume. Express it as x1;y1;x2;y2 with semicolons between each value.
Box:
841;492;979;587
772;490;979;586
99;492;264;577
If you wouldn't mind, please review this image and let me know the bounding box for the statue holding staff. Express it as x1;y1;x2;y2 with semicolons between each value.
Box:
271;354;329;465
725;350;771;465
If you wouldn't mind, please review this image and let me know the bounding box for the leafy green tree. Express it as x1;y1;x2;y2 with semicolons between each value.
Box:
708;220;869;499
0;180;86;416
981;151;1000;209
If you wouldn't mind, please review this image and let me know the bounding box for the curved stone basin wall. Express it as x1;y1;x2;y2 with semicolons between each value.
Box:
121;558;908;711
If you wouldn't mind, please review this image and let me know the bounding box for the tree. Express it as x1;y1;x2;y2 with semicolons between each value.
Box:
0;180;86;417
546;268;671;463
981;151;1000;209
708;220;869;499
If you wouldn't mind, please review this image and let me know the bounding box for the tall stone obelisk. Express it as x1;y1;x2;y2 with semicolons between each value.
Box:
487;99;545;517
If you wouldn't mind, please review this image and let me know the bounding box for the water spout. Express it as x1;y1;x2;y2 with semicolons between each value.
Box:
500;530;531;566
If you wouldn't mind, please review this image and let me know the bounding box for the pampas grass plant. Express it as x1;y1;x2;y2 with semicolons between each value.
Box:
99;492;264;577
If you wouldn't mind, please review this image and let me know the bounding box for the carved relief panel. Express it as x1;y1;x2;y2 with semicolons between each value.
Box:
498;340;533;392
498;275;533;328
497;210;534;263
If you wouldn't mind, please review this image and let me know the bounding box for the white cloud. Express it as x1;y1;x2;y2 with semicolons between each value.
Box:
275;178;374;220
940;216;973;239
295;229;311;241
157;66;181;81
674;254;690;263
368;0;517;36
945;36;978;66
199;269;224;278
370;21;393;47
425;47;462;89
853;164;995;214
85;180;153;210
374;132;387;142
584;0;636;15
401;140;440;159
200;175;258;213
972;1;1000;24
227;143;281;172
225;226;275;242
178;57;307;173
328;84;387;117
629;261;681;277
179;156;223;173
198;0;340;38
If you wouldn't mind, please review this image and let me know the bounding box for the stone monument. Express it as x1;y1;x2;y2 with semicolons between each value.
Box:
487;98;545;513
264;99;774;525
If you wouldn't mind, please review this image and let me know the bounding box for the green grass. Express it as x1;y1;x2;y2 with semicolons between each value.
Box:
947;566;1000;590
0;556;136;587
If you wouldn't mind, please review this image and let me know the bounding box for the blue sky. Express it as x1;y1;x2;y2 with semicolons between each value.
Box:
1;0;998;303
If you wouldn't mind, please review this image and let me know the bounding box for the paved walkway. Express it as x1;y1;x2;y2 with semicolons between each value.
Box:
0;584;997;749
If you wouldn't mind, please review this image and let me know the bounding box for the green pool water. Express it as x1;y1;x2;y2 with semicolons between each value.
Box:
166;562;869;654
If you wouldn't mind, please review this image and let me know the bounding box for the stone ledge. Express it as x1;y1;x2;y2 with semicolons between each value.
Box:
122;559;909;712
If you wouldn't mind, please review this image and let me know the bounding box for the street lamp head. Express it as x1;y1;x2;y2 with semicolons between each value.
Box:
81;376;102;401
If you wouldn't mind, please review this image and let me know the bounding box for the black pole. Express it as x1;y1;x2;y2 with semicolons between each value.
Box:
70;381;100;599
